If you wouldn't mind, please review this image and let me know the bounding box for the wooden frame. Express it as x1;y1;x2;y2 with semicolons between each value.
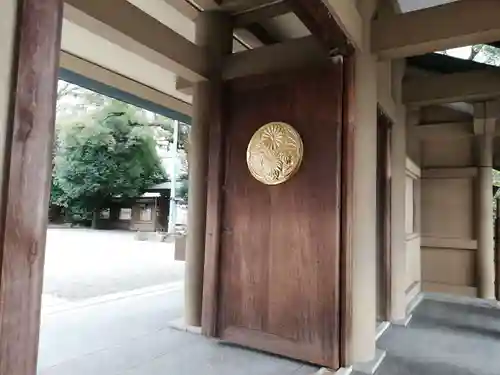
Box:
372;0;500;59
288;0;353;55
340;54;355;366
0;0;63;374
201;77;226;336
64;0;207;82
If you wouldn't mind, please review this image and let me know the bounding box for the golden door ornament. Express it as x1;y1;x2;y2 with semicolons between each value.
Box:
246;122;304;185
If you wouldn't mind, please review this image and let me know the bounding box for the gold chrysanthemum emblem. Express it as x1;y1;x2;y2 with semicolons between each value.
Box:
246;122;303;185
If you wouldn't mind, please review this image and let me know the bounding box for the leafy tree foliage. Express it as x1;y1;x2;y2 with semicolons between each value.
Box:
52;99;166;222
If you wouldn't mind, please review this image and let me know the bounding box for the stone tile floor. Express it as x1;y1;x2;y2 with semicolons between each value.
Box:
375;295;500;375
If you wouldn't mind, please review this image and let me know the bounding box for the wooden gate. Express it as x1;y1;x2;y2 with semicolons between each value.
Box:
204;62;346;368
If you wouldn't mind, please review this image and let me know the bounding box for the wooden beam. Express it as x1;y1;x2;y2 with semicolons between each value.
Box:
373;0;500;59
194;0;222;10
160;0;199;17
415;122;473;140
64;0;207;82
219;0;279;13
176;76;194;95
288;0;355;55
223;36;329;80
403;69;500;106
422;237;477;250
161;0;268;49
245;23;279;45
234;1;290;27
0;0;62;374
322;0;363;51
422;167;478;179
61;52;193;116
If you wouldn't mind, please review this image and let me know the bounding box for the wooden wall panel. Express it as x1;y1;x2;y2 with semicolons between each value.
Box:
421;178;474;239
0;1;63;374
422;282;477;297
406;235;421;291
421;138;473;168
422;248;476;286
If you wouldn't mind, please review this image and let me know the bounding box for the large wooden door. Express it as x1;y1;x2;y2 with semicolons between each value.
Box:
215;63;344;368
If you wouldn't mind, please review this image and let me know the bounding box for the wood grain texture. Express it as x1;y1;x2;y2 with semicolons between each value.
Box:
217;64;344;368
201;78;226;336
288;0;352;55
0;1;63;374
339;55;354;367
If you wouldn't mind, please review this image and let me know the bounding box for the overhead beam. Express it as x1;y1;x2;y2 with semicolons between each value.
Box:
219;0;279;13
422;167;478;179
373;0;500;59
160;0;199;18
288;0;359;55
234;1;290;27
223;36;329;80
322;0;362;51
61;52;192;117
403;69;500;106
415;122;473;140
64;0;207;82
193;0;222;10
176;76;193;95
162;0;268;49
245;23;279;44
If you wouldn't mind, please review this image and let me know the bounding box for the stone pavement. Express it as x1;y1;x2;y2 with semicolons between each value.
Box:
43;228;184;302
38;228;319;375
37;284;318;375
376;295;500;375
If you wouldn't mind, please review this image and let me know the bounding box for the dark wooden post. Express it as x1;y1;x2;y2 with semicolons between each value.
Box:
185;11;232;328
495;197;500;300
0;1;62;374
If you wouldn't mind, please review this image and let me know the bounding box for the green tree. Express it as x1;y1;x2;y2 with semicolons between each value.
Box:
52;102;166;223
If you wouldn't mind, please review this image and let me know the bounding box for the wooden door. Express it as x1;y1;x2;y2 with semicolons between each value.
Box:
216;64;344;368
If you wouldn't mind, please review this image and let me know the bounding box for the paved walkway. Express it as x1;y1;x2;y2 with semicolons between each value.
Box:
38;229;318;375
43;228;183;303
38;284;317;375
377;295;500;375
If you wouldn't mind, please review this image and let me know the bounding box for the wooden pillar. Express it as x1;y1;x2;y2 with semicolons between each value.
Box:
184;11;232;327
350;0;378;364
0;0;63;374
477;123;495;299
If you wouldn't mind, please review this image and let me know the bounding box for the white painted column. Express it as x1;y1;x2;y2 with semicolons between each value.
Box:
184;11;232;327
350;0;378;363
390;107;407;321
477;120;495;299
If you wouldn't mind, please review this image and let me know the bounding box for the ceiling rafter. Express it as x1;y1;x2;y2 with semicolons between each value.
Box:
65;0;208;81
234;1;290;27
373;0;500;59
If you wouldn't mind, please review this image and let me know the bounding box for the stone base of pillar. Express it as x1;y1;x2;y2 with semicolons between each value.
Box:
352;349;387;374
375;321;391;340
314;367;353;375
168;318;202;335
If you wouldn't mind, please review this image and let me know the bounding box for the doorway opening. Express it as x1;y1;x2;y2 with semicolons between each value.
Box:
38;80;189;373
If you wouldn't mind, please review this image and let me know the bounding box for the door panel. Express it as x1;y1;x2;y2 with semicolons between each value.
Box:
217;64;344;368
